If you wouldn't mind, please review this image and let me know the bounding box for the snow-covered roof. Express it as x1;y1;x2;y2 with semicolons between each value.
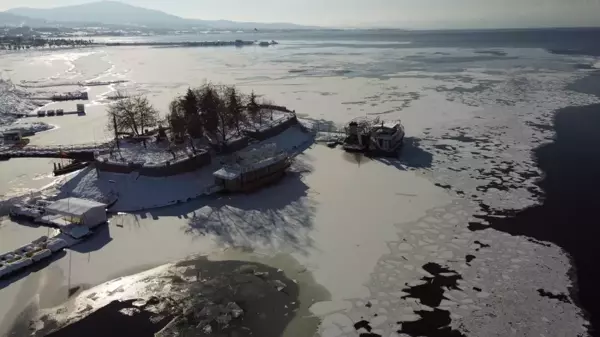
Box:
213;144;288;181
46;198;107;217
213;167;242;180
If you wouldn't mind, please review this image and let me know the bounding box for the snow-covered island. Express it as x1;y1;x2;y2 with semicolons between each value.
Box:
58;83;313;212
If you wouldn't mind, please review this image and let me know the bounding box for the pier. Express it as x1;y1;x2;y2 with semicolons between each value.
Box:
0;143;112;161
30;91;89;101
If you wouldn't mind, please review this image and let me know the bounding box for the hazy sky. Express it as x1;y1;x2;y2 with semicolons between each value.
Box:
1;0;599;28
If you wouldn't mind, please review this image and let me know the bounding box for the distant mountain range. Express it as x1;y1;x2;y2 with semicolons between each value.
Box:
2;1;315;30
0;12;49;27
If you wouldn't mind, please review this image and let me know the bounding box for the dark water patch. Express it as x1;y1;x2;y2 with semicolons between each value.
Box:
332;69;352;75
474;50;508;57
465;254;476;264
574;63;597;70
526;121;554;132
473;240;490;251
354;320;372;332
433;144;458;152
480;103;600;336
435;183;452;190
402;263;462;307
394;263;467;336
538;289;571;304
434;84;491;94
550;49;600;57
467;222;489;231
398;309;467;337
566;72;600;98
405;54;518;64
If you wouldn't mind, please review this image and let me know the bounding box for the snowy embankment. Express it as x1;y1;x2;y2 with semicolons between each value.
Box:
59;125;314;212
0;79;54;136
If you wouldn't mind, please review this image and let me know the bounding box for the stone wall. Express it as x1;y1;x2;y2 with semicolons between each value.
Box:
94;160;139;174
219;137;250;154
243;115;298;141
139;151;212;177
95;150;212;177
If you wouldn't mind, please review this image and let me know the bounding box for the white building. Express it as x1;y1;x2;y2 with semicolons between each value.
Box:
45;198;107;229
344;118;405;155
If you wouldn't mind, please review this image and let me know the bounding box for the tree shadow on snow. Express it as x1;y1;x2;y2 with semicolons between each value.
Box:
375;137;433;170
180;172;317;254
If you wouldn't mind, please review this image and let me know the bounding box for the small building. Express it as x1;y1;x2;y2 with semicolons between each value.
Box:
45;198;107;229
2;131;22;143
76;104;86;115
213;144;291;192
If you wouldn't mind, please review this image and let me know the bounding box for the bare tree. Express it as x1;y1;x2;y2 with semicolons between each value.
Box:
137;95;159;135
107;94;159;137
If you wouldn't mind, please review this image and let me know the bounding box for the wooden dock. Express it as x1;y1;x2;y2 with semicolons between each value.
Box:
0;143;111;161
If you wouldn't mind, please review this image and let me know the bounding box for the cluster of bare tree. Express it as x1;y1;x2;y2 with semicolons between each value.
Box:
106;93;159;140
168;83;273;146
106;83;278;150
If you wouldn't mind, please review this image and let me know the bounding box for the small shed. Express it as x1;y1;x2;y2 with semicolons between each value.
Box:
45;198;107;228
2;131;22;143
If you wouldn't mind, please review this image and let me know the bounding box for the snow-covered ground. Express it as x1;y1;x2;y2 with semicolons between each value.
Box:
60;125;313;212
97;140;193;166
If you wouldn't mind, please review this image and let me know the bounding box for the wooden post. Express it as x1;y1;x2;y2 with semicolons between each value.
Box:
113;114;120;150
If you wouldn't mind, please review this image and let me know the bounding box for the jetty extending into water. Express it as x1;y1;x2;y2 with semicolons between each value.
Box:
0;143;112;161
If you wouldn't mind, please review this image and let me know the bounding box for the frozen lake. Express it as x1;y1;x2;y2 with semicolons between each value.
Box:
1;31;599;336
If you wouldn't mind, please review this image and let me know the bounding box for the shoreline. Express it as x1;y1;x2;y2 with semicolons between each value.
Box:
480;87;600;337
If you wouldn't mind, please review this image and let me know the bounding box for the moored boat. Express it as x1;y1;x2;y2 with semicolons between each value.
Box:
342;117;405;156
